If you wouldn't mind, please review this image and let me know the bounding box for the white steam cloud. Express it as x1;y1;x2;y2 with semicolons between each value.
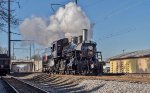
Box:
20;2;92;46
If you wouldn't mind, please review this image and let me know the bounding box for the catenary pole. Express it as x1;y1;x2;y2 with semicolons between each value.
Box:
8;0;11;58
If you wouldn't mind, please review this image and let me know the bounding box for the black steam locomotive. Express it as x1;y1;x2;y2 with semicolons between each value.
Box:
43;29;103;75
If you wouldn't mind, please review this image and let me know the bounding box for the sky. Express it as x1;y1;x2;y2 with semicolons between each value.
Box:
0;0;150;60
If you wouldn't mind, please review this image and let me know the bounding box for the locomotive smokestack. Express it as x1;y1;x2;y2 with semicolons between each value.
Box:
82;29;88;41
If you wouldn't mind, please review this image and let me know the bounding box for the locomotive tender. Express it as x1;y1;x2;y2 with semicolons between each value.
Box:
43;29;103;75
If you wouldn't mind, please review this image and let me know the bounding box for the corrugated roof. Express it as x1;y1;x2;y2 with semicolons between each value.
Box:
110;49;150;60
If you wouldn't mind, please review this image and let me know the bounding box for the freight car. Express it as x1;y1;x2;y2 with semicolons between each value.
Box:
0;54;10;75
43;29;103;75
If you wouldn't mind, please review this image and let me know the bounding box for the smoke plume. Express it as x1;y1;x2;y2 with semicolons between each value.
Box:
19;2;92;46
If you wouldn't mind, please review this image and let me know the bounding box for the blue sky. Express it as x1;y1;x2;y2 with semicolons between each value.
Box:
0;0;150;60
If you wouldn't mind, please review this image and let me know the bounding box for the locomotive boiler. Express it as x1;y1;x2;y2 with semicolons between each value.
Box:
43;29;103;75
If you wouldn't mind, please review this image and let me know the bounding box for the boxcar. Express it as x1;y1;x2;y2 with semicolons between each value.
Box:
0;54;10;75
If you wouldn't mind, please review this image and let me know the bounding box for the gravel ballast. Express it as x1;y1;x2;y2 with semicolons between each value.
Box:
76;80;150;93
12;73;150;93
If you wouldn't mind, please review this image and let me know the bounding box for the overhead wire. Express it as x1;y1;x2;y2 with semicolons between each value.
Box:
96;0;147;41
1;29;21;35
80;0;104;9
99;25;136;41
96;0;147;23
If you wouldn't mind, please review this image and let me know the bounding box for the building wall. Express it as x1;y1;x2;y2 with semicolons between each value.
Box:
110;57;150;73
11;64;33;72
11;60;43;72
34;60;42;72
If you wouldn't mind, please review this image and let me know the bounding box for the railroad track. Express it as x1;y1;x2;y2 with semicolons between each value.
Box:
2;76;49;93
4;73;150;93
46;73;150;84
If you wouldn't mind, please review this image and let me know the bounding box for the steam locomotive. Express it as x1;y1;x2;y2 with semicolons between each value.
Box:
43;29;103;75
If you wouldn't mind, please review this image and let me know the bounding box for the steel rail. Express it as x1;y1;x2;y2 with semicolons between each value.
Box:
11;77;50;93
1;77;19;93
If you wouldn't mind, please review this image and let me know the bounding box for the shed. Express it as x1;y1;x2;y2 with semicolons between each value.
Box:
109;49;150;73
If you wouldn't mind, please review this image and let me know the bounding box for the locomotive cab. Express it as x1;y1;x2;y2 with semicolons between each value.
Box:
51;38;69;59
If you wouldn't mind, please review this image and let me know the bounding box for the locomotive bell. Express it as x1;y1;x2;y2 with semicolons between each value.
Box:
82;29;88;41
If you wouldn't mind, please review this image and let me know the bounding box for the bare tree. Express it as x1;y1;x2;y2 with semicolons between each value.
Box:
0;45;7;54
31;54;42;61
0;0;19;31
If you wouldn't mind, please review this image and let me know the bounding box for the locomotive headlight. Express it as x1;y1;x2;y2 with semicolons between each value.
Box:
88;51;93;55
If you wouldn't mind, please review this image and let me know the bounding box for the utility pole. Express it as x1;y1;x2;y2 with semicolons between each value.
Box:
75;0;77;5
13;42;14;59
30;42;31;60
32;41;35;60
8;0;11;58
